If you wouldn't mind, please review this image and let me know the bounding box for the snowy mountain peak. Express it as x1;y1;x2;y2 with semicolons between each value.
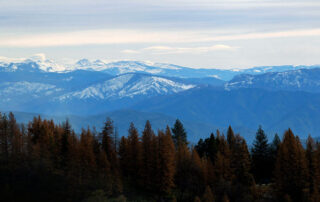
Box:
1;55;320;81
0;54;67;72
76;58;91;66
59;74;195;101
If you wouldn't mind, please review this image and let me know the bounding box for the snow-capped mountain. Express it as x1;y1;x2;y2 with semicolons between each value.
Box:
0;54;67;73
225;68;320;93
59;73;195;101
2;55;319;80
2;55;320;140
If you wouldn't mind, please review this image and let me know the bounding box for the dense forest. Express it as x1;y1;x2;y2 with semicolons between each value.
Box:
0;112;319;202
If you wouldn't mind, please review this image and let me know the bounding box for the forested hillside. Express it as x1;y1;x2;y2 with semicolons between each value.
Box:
1;112;319;202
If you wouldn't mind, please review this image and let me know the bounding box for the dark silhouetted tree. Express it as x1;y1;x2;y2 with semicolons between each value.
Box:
172;119;188;147
274;129;308;202
251;126;272;183
157;127;176;195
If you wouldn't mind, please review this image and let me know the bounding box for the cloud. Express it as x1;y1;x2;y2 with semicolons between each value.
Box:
124;44;236;54
0;29;200;47
122;49;141;54
0;28;320;47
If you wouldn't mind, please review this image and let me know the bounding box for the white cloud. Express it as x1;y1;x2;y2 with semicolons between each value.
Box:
124;44;236;55
1;28;320;47
122;49;141;54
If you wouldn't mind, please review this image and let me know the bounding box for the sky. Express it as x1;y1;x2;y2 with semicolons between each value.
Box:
0;0;320;69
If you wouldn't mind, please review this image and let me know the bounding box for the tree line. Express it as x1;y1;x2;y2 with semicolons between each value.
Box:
0;112;319;202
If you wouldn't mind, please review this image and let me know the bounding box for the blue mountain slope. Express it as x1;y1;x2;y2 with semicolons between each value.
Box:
2;57;320;142
225;68;320;93
10;110;218;143
132;87;320;141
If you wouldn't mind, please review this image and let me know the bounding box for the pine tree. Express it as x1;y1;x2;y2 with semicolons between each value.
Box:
227;126;236;150
190;148;206;196
101;118;115;160
127;123;142;182
230;136;256;201
270;133;281;175
8;112;22;157
274;129;309;201
141;120;157;191
205;158;215;189
271;133;281;151
100;118;122;193
79;129;96;184
113;127;119;152
119;136;129;177
60;119;72;169
215;135;232;181
0;113;9;162
157;127;176;195
306;136;320;201
175;141;192;201
172;119;188;147
251;126;272;184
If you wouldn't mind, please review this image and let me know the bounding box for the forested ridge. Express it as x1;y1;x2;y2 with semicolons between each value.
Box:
0;112;319;202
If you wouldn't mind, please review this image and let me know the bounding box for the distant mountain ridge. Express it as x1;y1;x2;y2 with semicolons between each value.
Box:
2;55;320;141
225;68;320;93
58;73;196;101
1;55;319;80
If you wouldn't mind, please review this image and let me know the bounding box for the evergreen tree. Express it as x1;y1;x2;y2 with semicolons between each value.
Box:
113;127;119;152
271;133;281;151
190;148;206;196
172;119;188;147
119;136;129;177
96;147;112;195
230;136;256;201
0;113;9;162
274;129;309;201
227;126;236;150
141;120;157;191
251;126;272;183
306;136;320;201
8;112;21;157
60;119;72;169
157;127;176;195
175;142;192;201
214;135;232;182
79;129;96;184
127;123;142;183
270;133;281;174
101;118;115;159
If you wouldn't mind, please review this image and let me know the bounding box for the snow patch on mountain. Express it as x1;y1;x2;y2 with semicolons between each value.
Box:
0;81;62;96
58;74;195;101
224;68;320;92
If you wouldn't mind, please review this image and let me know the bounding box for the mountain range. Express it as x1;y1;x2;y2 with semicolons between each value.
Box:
1;55;320;143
